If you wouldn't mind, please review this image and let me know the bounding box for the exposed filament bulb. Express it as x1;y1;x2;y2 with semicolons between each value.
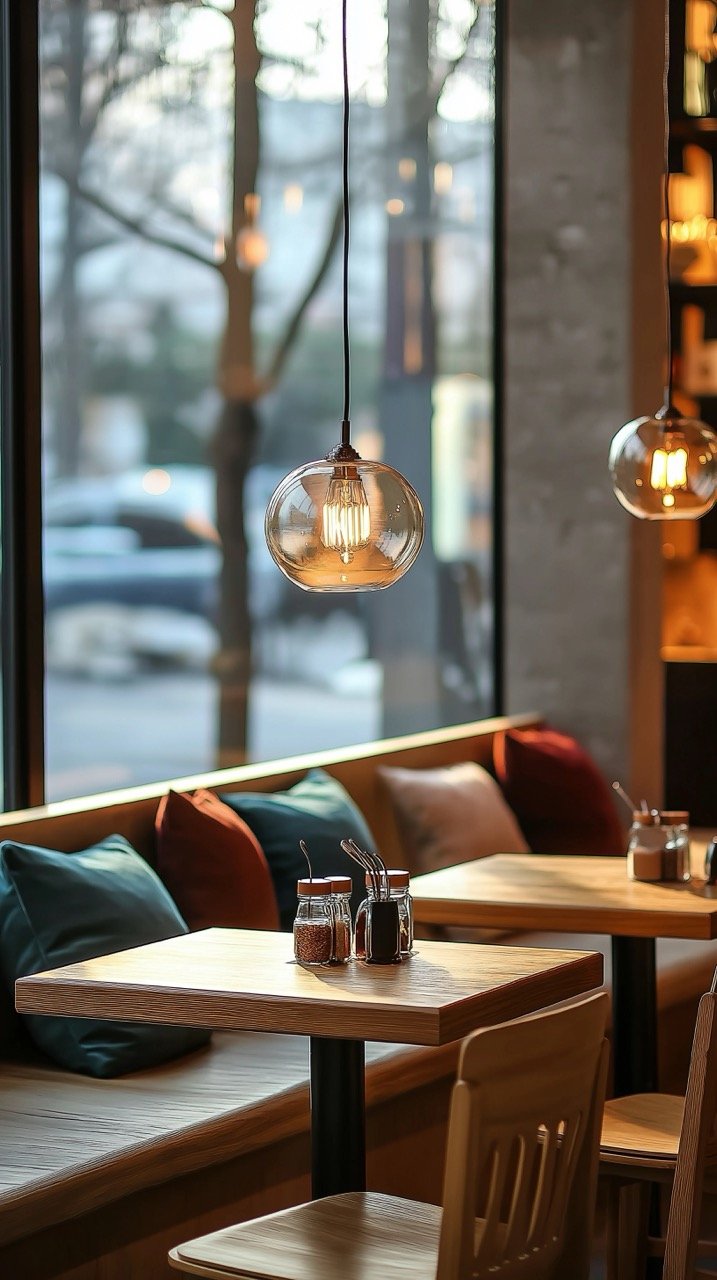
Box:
321;468;371;564
649;445;688;507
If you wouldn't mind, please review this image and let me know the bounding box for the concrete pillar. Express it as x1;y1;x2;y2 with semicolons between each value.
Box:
503;0;664;801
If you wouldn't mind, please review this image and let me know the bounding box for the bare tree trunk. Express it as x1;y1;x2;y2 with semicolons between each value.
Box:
213;0;261;765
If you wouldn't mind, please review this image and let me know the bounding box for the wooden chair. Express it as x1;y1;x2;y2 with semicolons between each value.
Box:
601;969;717;1280
169;991;609;1280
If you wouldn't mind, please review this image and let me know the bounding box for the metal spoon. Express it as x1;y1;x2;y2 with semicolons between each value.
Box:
340;839;378;896
612;781;638;814
347;839;389;900
299;840;314;881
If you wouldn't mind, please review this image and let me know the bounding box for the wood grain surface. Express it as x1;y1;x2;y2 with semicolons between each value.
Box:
16;929;603;1047
411;853;717;940
601;1093;685;1164
170;1192;443;1280
0;1033;458;1248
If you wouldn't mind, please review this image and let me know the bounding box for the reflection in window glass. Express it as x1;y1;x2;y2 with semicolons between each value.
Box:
40;0;496;800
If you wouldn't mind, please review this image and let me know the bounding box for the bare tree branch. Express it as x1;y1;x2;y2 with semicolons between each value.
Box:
68;177;220;270
428;4;482;119
266;194;343;386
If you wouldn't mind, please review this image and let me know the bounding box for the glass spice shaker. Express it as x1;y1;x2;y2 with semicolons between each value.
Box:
330;876;352;964
627;811;665;882
386;869;414;955
293;878;333;966
353;879;375;960
660;810;691;883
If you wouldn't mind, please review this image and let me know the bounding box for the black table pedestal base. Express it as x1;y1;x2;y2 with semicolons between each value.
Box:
611;936;658;1097
611;937;661;1275
310;1036;366;1199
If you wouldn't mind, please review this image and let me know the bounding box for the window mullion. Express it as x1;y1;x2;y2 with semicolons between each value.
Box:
0;0;46;810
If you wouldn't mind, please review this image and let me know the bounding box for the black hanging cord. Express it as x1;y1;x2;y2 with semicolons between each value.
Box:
662;0;673;413
341;0;351;444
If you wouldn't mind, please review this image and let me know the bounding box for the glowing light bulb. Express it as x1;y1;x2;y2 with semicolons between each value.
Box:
649;446;688;491
321;469;371;564
609;410;717;519
265;452;424;591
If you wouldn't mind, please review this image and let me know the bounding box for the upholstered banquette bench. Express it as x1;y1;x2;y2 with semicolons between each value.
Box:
0;711;712;1279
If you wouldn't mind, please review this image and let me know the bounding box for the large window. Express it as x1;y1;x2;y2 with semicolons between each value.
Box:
4;0;499;805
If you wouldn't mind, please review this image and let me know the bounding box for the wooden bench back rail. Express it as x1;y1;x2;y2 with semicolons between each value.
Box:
0;714;540;869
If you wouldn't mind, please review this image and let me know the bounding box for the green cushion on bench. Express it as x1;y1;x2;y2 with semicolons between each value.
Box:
223;769;377;928
0;835;211;1078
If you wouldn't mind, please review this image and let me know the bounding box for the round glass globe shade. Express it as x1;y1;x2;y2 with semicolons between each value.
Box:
608;413;717;519
265;457;424;591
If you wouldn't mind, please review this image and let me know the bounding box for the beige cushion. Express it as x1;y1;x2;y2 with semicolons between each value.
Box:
378;761;530;875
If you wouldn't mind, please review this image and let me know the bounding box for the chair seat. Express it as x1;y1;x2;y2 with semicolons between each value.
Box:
600;1093;685;1166
169;1192;442;1280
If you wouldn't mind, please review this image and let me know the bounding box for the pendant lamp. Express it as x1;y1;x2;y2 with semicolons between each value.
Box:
608;0;717;519
265;0;424;591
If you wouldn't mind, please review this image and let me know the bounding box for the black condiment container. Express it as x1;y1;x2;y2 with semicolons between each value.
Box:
365;899;401;965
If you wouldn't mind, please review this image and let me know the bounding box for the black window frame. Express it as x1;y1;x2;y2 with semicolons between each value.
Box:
0;0;46;809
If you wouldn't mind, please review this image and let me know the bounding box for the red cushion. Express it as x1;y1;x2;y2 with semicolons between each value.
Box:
155;789;279;931
493;727;626;855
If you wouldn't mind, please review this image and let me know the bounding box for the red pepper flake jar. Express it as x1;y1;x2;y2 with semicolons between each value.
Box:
329;876;352;964
293;879;333;966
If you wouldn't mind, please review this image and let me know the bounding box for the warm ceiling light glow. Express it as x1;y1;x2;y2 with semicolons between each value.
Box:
386;198;405;216
398;157;416;181
236;226;270;271
433;161;453;195
142;468;172;496
283;183;304;213
236;191;269;271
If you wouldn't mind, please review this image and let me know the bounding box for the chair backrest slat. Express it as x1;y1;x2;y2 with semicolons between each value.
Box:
437;992;610;1280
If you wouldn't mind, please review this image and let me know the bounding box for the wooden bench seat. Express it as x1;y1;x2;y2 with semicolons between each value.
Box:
0;1031;459;1277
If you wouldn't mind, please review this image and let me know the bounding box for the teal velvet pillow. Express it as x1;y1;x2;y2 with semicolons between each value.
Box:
0;835;211;1078
223;770;377;928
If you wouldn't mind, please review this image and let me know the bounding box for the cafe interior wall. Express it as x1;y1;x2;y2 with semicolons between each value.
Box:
502;0;665;805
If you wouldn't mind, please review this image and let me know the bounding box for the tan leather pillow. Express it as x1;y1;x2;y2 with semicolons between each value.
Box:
378;761;530;875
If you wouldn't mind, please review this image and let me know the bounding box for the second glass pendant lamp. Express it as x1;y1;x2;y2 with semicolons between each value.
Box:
608;0;717;519
265;1;424;591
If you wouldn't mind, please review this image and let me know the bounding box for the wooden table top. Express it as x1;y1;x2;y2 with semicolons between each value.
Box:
15;928;603;1048
411;853;717;940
